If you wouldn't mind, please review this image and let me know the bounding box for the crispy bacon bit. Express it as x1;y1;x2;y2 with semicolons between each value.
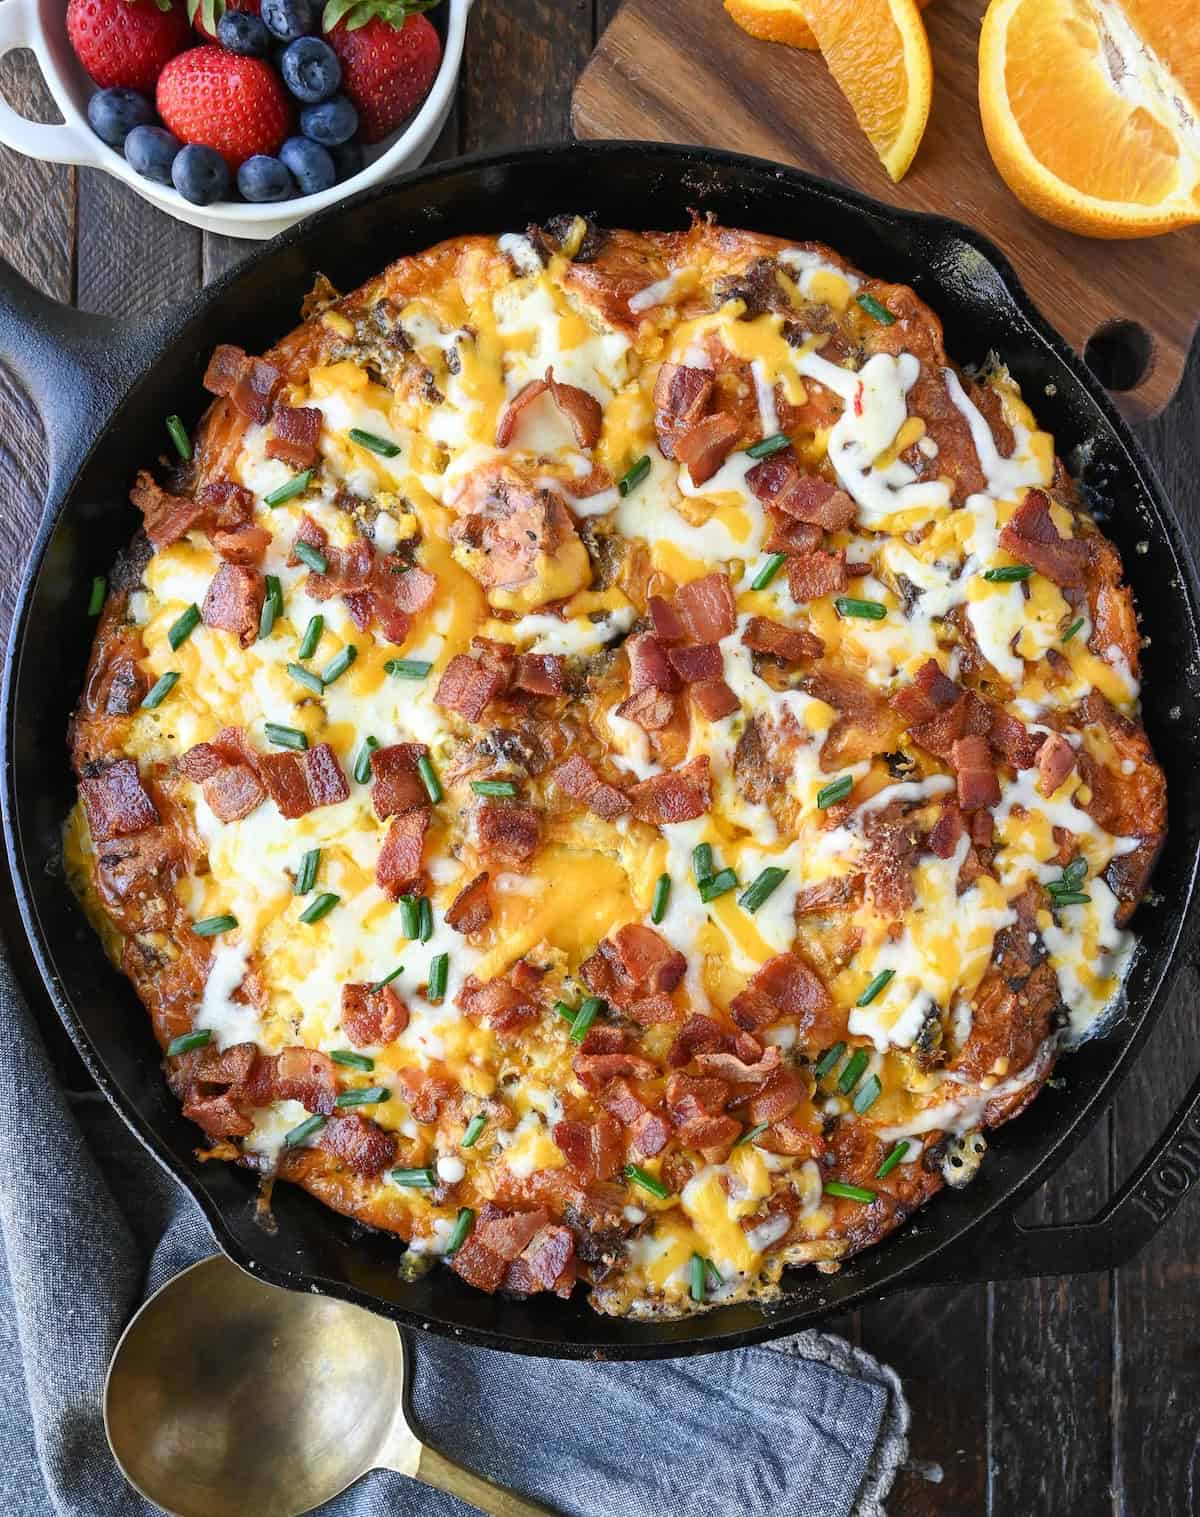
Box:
551;754;629;819
476;803;541;865
514;653;566;695
951;733;1001;811
675;573;736;643
668;642;722;683
202;344;245;398
625;994;681;1025
583;923;686;1004
182;1092;252;1140
211;525;271;565
745;451;796;504
316;1113;398;1176
675;411;741;485
787;549;847;602
745;1067;805;1126
129;472;204;549
629;755;710;823
667;1073;733;1122
266;405;322;469
233;357;283;424
178;743;224;783
989;709;1044;770
370;742;429;819
375;808;429;898
690;678;740;721
201;563;264;648
289;513;328;566
545;368;603;449
446;871;492;934
395;1065;456;1123
928;798;965;859
81;758;159;842
998;490;1092;589
384;562;436;615
971;809;994;848
202;763;265;823
765;510;823;556
458;973;537;1034
629;1110;672;1158
453;1203;575;1296
748;454;856;529
794;877;854;917
572;1051;658;1093
580;1026;628;1055
910;690;992;761
259;743;350;820
449;463;583;597
730;953;831;1035
599;1076;647;1127
653;363;714;457
626;632;676;692
250;1046;337;1114
305;537;373;600
434;654;506;723
1037;731;1076;797
667;1013;726;1068
341;982;410;1047
504;1223;576;1296
197;479;256;527
615;686;676;731
554;1114;624;1182
693;1044;782;1081
742;616;824;664
648;594;686;643
495;376;548;448
891;659;961;726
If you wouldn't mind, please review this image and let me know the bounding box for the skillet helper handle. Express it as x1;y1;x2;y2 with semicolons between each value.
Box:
415;1444;558;1517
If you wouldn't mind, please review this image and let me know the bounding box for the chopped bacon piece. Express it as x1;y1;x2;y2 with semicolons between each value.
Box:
370;742;429;819
554;1114;624;1182
178;743;225;783
693;1044;782;1081
765;510;823;556
787;549;847;602
202;763;265;823
626;994;681;1025
434;654;505;723
504;1223;576;1296
794;877;854;916
990;709;1045;770
971;809;994;848
742;616;823;664
668;643;722;683
266;405;323;469
572;1051;658;1093
629;755;710;824
495;376;548;448
890;659;961;726
202;344;245;398
690;678;740;721
595;923;686;1000
449;463;583;598
667;1014;726;1068
450;1233;510;1294
629;1110;671;1158
211;525;271;565
340;982;409;1047
676;573;736;643
648;594;685;643
615;686;675;732
599;1076;646;1126
951;733;1001;811
458;972;538;1034
395;1065;456;1123
288;513;328;567
626;632;676;692
249;1046;337;1114
928;798;965;859
258;743;350;819
745;450;796;504
551;754;629;820
196;479;256;528
730;953;831;1034
383;562;436;615
653;363;714;457
745;1066;806;1126
778;476;856;531
998;490;1092;589
514;653;566;695
675;1113;741;1153
201;563;264;648
1037;731;1076;797
81;758;159;842
476;803;540;865
446;871;492;934
666;1071;732;1125
305;538;373;601
316;1113;397;1176
182;1092;252;1140
232;357;283;424
580;1026;628;1055
129;472;204;549
375;808;429;898
675;412;740;485
910;690;992;762
545;368;603;449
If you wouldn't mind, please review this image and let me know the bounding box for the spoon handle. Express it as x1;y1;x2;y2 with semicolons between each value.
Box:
416;1443;558;1517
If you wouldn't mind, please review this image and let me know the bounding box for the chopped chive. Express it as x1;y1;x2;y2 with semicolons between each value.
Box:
461;1114;487;1149
690;1252;707;1303
1062;617;1085;643
386;657;433;680
471;779;517;797
837;1049;870;1094
192;914;237;937
368;965;404;994
335;1085;390;1107
287;662;325;695
735;1121;769;1148
264;722;308;750
570;995;605;1043
876;1140;911;1180
349;427;401;458
141;671;180;709
1048;890;1091;906
852;1074;882;1114
298;614;324;661
816;774;853;809
699;867;738;903
746;432;790;459
1063;857;1088;888
856;968;895;1007
332;1050;375;1072
417;754;442;803
856;292;895;325
445;1207;475;1255
651;873;672;925
625;1164;669;1200
813;1041;846;1079
320;644;357;686
265;469;312;508
399;896;421;939
284;1113;326;1147
299;891;339;924
295;541;329;575
835;596;887;621
88;576;106;616
418;895;433;943
555;1000;578;1024
165;413;192;460
354;735;379;785
705;1258;724;1289
751;552;788;592
168;604;201;649
427;952;448;1004
824;1180;876;1204
738;866;788;914
692;843;713;886
166;1029;211;1057
982;565;1034;583
258;574;283;642
295;847;320;895
391;1166;436;1188
618;454;651;496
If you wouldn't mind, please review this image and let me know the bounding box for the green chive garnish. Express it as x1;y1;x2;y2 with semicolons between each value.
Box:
690;1252;707;1303
258;574;283;641
165;413;192;460
169;604;201;649
295;848;320;894
750;552;787;592
354;735;379;785
692;843;713;886
298;614;324;661
417;754;442;803
287;663;325;696
705;1258;724;1289
385;658;433;680
570;996;605;1044
618;455;651;496
1047;858;1089;906
399;896;421;939
461;1114;487;1149
332;1050;375;1072
265;469;312;508
856;968;895;1006
265;722;308;750
853;1075;882;1114
555;1000;578;1024
699;867;738;903
982;565;1034;583
816;774;853;809
446;1207;475;1255
427;952;448;1004
141;671;180;709
349;427;401;458
418;896;433;943
735;1121;769;1148
471;779;517;797
299;891;339;924
651;873;671;925
856;292;895;325
295;541;329;575
835;596;887;620
335;1085;389;1107
1048;890;1092;906
1062;617;1085;643
824;1180;876;1204
166;1029;211;1057
88;576;106;616
368;965;403;994
746;432;790;459
838;1049;870;1095
321;644;357;686
876;1141;910;1180
391;1166;436;1188
625;1164;670;1200
813;1042;846;1079
1063;857;1088;888
738;866;788;914
192;914;237;937
284;1113;326;1147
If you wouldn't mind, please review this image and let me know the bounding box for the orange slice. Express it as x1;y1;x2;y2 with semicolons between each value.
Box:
724;0;933;55
979;0;1200;238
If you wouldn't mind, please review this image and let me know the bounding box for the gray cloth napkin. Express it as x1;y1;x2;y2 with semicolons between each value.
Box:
0;954;909;1517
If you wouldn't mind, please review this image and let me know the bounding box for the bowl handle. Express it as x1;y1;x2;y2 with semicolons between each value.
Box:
0;0;103;167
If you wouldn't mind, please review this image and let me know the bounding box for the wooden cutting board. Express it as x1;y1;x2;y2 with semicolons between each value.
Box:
572;0;1200;420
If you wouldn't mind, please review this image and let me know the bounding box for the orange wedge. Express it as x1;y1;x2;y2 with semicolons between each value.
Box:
725;0;933;55
979;0;1200;238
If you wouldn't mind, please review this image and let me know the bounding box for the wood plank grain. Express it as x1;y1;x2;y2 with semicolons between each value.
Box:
76;171;199;317
462;0;592;149
0;50;74;300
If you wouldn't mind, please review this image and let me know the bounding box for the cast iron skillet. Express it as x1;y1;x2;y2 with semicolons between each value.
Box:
4;143;1200;1360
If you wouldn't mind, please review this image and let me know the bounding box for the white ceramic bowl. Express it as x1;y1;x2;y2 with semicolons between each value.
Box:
0;0;471;238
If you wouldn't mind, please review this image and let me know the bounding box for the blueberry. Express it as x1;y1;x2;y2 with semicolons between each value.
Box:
261;0;315;41
279;135;336;195
216;12;271;55
87;88;154;150
124;125;182;185
330;139;364;182
300;94;358;146
171;144;231;206
280;37;341;103
237;154;295;202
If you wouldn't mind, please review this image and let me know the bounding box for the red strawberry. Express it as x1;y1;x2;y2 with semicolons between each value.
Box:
188;0;262;42
67;0;192;95
157;45;291;170
324;1;443;146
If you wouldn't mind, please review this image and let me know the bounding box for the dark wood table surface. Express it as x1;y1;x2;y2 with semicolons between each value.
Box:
2;9;1199;1513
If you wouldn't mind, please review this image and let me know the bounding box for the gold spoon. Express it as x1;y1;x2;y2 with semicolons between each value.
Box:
104;1254;555;1517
